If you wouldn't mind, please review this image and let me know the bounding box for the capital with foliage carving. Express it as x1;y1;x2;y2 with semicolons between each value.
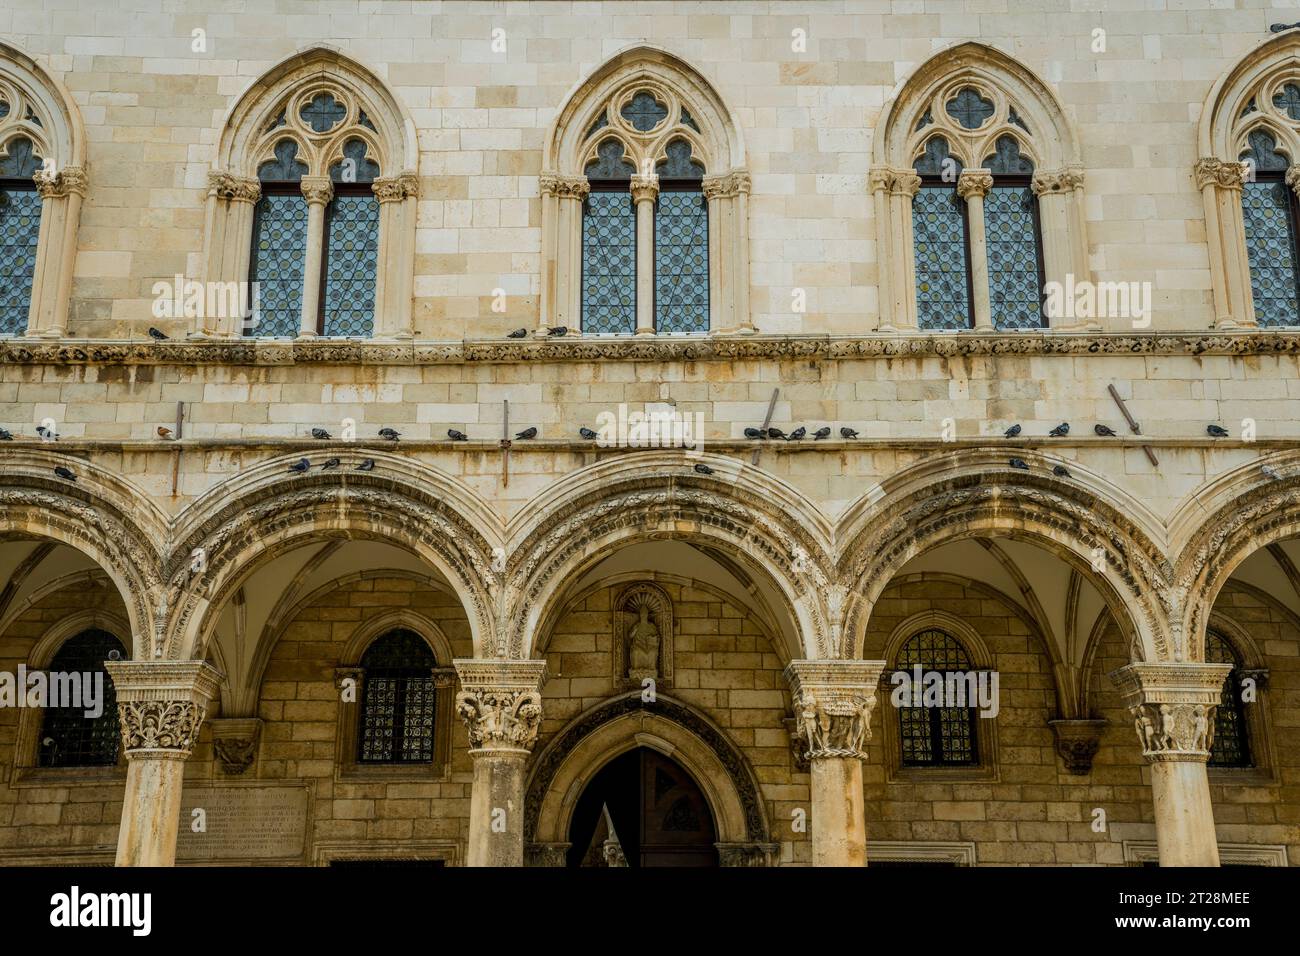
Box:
34;165;89;200
300;175;334;206
207;170;260;204
540;171;590;200
785;660;886;761
956;169;994;200
1031;166;1085;196
1194;157;1247;192
103;661;223;761
630;173;659;205
1287;165;1300;200
1109;663;1232;763
702;169;751;200
453;659;547;752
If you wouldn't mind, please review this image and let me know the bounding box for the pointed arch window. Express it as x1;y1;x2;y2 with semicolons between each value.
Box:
1238;129;1300;327
358;629;437;764
895;628;978;767
0;134;41;334
582;140;637;334
1205;631;1253;769
38;629;125;768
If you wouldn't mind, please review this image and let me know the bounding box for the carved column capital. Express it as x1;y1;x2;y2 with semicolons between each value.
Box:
630;173;659;204
300;175;334;206
207;170;260;204
372;172;419;203
103;661;223;761
453;659;547;752
34;165;89;200
702;169;751;200
1048;718;1107;775
784;659;886;761
540;171;590;200
956;168;994;199
1031;166;1085;196
1194;156;1246;191
1109;663;1233;763
1287;165;1300;200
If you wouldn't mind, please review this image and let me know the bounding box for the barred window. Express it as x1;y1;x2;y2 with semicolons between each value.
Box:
38;630;125;768
896;628;978;767
654;139;708;334
1240;130;1300;328
581;140;637;334
982;136;1045;330
913;137;971;330
0;135;41;335
358;629;437;764
1206;631;1252;769
323;139;380;337
249;139;308;337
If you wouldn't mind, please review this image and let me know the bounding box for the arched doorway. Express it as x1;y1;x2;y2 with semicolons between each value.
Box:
566;747;718;867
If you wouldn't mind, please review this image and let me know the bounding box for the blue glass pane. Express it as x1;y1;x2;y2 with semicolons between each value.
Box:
620;91;668;132
323;194;378;337
1241;129;1290;174
582;192;636;334
300;92;346;133
945;88;994;130
248;193;307;337
1273;83;1300;122
259;139;307;183
985;184;1043;330
1242;180;1300;327
655;139;704;180
329;138;379;184
914;136;961;179
913;185;970;330
0;137;40;177
0;187;40;334
585;139;634;181
984;136;1034;176
655;190;709;334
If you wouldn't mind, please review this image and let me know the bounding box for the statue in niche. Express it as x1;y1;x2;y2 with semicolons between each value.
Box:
626;601;661;680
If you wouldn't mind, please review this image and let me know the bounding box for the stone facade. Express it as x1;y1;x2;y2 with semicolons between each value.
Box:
1;2;1300;866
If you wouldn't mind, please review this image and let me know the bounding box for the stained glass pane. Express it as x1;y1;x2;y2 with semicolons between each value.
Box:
915;136;961;179
39;630;125;768
1242;179;1300;327
984;136;1034;176
323;193;378;337
328;138;379;185
655;140;705;180
259;139;307;183
0;136;40;177
359;630;436;764
0;186;40;334
913;185;970;330
248;192;307;337
945;87;994;130
582;191;636;334
1273;83;1300;121
1241;129;1290;174
986;184;1043;330
1206;632;1252;769
620;90;668;132
655;190;709;334
896;629;978;767
300;91;346;133
585;139;635;181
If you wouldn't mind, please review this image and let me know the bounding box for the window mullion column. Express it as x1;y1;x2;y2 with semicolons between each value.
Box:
631;173;658;336
299;176;334;338
958;169;994;331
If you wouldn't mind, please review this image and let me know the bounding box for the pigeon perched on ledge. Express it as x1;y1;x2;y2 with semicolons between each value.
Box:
787;426;806;442
1207;424;1229;438
579;427;598;440
515;427;538;440
507;328;528;338
322;458;340;470
1048;422;1069;437
54;466;76;482
311;428;330;440
0;429;11;441
814;427;831;440
1094;424;1117;437
1053;464;1071;478
447;429;468;441
744;427;765;439
1009;458;1030;470
547;327;569;337
840;427;858;439
1004;424;1021;438
156;426;173;440
356;459;375;471
378;428;401;441
693;463;714;475
147;327;168;341
288;458;309;473
767;427;787;440
36;425;57;440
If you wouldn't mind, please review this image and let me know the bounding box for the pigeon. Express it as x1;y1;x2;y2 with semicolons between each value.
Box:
787;426;806;442
147;327;168;341
1094;424;1118;437
36;425;57;440
813;427;831;440
1053;464;1071;478
840;427;858;439
1048;422;1069;437
54;466;76;482
156;426;173;439
356;459;375;471
515;427;538;440
447;429;468;441
311;428;331;440
1207;424;1230;438
767;427;788;440
693;463;714;475
547;326;569;337
1004;424;1021;438
288;458;310;473
579;427;598;440
1009;458;1030;470
0;428;11;441
1262;464;1282;481
378;428;401;441
322;457;340;469
743;427;765;440
507;328;528;338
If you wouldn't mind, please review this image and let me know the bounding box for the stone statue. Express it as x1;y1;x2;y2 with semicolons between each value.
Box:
627;602;661;678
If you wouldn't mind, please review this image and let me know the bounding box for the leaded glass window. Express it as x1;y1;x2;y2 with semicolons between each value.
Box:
0;135;41;335
1206;631;1252;769
38;630;125;768
358;630;437;764
249;140;309;337
1240;130;1300;327
983;136;1045;330
896;629;978;767
582;140;637;334
323;140;379;337
913;137;971;330
654;140;708;334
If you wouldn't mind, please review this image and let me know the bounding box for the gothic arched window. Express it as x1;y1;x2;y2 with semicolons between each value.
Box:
896;628;978;767
1239;128;1300;327
582;139;637;334
358;629;437;764
1205;631;1253;768
38;629;125;768
0;133;41;334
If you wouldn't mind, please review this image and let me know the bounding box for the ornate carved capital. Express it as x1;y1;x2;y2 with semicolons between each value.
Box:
785;659;886;761
630;173;659;204
372;171;419;203
207;170;260;204
104;661;222;761
209;717;262;775
34;165;89;200
1194;157;1246;191
702;169;751;200
453;658;547;752
1048;719;1107;775
717;843;779;867
1031;166;1085;196
300;175;334;205
1109;663;1233;763
539;171;591;200
956;169;993;199
1287;165;1300;200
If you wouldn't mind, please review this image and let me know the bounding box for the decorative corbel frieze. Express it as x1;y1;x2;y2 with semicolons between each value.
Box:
784;660;886;761
453;659;548;752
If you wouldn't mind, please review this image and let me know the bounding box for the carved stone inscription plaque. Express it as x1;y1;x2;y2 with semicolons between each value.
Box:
175;786;309;862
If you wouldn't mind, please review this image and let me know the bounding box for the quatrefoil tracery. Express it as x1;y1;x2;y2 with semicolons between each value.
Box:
580;79;709;179
1232;66;1300;168
251;84;387;180
0;78;52;175
908;77;1040;173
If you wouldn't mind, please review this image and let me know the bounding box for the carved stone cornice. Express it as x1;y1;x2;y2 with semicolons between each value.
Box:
785;660;886;761
539;171;590;200
1109;663;1233;763
300;175;334;205
103;661;222;761
702;169;751;200
453;658;547;752
206;170;260;204
1048;718;1107;775
1031;166;1085;196
209;717;261;775
1195;157;1247;191
34;165;88;200
372;172;419;203
630;173;659;204
956;168;993;199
